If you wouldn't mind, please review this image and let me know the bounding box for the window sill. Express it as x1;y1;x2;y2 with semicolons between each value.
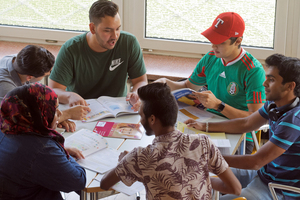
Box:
0;41;199;82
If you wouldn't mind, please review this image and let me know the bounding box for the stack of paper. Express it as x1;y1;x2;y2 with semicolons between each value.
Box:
176;121;231;155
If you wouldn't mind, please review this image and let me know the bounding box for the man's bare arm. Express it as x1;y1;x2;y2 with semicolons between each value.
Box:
185;111;268;134
130;74;148;93
193;91;264;119
220;103;264;119
211;167;241;195
100;168;120;190
49;79;87;106
223;141;286;170
155;78;202;91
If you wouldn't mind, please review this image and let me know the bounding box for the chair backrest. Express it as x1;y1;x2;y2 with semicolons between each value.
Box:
268;182;300;200
251;130;261;154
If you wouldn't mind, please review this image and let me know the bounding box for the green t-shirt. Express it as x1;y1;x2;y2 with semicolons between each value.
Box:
50;31;146;99
189;49;266;142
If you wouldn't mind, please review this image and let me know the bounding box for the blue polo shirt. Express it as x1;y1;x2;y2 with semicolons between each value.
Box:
258;101;300;199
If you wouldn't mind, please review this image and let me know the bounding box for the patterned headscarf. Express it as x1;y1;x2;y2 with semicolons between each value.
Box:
0;82;69;157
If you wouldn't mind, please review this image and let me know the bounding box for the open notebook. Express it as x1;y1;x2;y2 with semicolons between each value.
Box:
64;129;120;174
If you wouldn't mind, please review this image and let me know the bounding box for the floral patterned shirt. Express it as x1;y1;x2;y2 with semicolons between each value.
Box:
115;130;228;200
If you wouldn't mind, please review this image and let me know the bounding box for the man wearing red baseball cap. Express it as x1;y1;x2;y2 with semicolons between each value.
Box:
201;12;245;45
156;12;266;154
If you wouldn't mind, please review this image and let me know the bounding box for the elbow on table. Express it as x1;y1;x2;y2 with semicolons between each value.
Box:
100;180;111;191
62;176;86;193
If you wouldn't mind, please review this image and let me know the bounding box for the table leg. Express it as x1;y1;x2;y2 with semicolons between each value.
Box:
251;130;260;151
89;192;98;200
80;190;87;200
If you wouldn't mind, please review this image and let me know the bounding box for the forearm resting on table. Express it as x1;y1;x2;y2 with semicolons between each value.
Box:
58;110;70;123
100;169;120;190
204;111;267;134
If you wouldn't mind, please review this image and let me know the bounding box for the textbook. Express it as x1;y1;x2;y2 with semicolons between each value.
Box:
93;121;145;140
83;96;137;122
177;121;231;155
177;105;214;123
171;87;207;109
172;87;212;123
64;129;120;174
95;174;145;196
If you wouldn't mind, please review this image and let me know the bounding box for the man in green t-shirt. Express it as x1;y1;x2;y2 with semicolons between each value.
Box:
49;0;147;107
156;12;266;154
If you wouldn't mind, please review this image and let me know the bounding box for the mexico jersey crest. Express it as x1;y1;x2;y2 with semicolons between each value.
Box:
227;82;239;96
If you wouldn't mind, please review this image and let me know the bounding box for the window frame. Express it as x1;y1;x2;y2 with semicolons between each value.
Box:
0;0;299;60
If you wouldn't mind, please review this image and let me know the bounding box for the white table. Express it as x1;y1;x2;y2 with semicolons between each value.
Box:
62;113;141;200
62;107;250;199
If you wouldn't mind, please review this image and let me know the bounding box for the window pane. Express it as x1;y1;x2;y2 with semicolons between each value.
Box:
0;0;97;31
146;0;276;48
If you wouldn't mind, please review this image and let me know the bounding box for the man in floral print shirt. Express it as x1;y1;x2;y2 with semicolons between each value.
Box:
101;83;241;199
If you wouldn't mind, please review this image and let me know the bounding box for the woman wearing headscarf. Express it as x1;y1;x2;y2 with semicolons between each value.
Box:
0;83;86;200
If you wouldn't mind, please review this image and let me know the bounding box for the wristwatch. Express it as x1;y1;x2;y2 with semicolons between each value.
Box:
217;101;225;112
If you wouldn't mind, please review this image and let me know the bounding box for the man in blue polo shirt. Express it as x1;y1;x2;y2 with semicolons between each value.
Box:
185;54;300;200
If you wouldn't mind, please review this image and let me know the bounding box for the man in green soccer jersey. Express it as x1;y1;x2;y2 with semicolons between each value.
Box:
49;0;147;107
156;12;266;154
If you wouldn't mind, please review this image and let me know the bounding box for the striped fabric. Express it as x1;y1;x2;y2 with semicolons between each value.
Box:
258;102;300;199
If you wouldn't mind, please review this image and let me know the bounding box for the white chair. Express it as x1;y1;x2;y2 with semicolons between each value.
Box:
268;182;300;200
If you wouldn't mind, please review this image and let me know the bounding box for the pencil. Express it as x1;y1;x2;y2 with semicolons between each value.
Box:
116;139;126;150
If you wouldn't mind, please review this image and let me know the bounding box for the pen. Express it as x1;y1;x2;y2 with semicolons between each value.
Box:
127;100;133;107
136;192;140;200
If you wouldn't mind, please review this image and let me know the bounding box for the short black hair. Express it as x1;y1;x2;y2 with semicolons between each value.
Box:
89;0;119;25
16;45;54;77
265;54;300;97
229;37;242;48
138;83;178;127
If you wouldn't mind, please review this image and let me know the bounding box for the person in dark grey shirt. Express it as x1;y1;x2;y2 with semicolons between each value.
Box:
0;45;91;132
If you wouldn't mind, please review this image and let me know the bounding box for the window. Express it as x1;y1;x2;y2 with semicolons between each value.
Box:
0;0;94;31
145;0;276;49
0;0;299;59
123;0;299;60
0;0;123;44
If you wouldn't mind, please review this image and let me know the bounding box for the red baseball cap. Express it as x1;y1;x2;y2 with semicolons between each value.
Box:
201;12;245;44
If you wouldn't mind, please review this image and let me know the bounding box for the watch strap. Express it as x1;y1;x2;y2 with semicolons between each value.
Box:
217;101;225;112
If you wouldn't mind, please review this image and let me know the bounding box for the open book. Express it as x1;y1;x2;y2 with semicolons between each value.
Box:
172;87;207;109
93;121;145;140
177;121;231;155
95;174;145;196
83;96;137;122
64;129;120;174
172;87;213;123
177;105;214;123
